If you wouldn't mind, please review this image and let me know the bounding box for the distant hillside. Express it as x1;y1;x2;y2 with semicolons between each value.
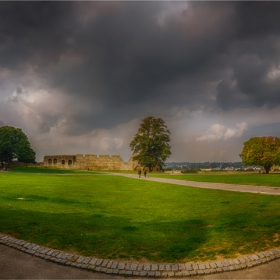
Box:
165;162;244;170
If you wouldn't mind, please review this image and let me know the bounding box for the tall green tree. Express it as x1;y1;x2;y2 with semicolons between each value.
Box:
130;116;171;171
239;136;280;174
0;126;36;168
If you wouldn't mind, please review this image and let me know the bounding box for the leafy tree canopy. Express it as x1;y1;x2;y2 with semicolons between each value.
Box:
130;116;171;171
0;126;36;168
239;136;280;174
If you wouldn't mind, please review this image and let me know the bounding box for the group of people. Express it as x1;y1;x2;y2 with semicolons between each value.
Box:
138;169;147;178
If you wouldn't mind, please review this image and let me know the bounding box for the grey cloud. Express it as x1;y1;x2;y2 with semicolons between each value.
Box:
38;121;52;134
235;2;280;39
1;1;280;136
16;87;23;94
217;46;280;110
45;2;236;131
215;2;280;111
37;114;63;134
0;2;75;68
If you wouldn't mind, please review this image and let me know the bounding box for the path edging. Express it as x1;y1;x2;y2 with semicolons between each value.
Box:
1;233;280;278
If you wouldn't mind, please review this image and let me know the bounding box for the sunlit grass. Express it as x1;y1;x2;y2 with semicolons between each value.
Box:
0;171;279;262
149;172;280;187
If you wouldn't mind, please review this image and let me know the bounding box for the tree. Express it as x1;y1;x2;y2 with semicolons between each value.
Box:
130;116;171;171
239;136;280;174
0;126;36;168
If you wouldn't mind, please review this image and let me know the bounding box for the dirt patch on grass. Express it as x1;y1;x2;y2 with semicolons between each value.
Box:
273;232;280;242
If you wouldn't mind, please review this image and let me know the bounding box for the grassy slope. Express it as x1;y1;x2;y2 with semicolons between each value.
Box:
0;171;280;262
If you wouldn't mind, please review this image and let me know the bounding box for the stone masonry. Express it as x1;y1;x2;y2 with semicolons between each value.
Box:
43;154;138;170
1;233;280;278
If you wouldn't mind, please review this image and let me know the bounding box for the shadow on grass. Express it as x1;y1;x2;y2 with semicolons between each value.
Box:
158;219;209;260
0;208;209;262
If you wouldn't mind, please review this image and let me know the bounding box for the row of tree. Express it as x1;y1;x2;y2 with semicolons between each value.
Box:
131;117;280;174
1;119;280;174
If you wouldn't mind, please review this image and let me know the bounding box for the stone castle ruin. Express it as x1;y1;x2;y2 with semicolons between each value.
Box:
43;154;138;170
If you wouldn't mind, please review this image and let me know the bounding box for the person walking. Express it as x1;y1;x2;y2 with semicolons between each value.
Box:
144;170;147;178
138;170;141;178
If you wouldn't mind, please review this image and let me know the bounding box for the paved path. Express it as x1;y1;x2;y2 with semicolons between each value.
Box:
110;173;280;195
1;244;280;279
1;232;280;279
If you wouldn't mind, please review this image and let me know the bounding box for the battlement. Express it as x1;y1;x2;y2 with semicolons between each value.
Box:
99;155;110;158
43;153;138;171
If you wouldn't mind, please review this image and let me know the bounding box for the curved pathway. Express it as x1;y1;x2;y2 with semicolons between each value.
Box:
1;233;280;278
1;244;280;279
110;172;280;195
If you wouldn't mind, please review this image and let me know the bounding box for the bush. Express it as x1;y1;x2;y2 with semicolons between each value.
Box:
181;168;200;173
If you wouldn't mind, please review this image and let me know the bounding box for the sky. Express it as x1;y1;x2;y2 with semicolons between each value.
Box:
1;1;280;163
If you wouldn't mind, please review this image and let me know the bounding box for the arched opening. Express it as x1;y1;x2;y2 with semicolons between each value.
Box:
62;160;65;165
68;160;72;165
48;159;52;164
54;158;57;164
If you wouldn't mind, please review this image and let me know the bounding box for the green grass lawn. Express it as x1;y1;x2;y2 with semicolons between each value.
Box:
148;172;280;187
0;170;280;262
9;166;103;174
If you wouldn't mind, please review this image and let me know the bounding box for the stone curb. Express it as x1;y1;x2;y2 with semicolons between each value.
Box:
1;233;280;278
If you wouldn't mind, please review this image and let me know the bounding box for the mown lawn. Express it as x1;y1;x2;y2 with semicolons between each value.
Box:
148;172;280;187
0;170;280;262
9;166;103;174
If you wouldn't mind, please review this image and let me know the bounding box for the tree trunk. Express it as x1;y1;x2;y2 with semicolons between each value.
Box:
264;166;271;174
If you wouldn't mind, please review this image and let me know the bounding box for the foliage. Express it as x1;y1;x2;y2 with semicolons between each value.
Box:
130;116;171;171
181;167;200;173
0;126;36;168
239;136;280;174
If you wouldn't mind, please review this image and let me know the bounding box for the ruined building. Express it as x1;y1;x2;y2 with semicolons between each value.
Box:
43;154;138;170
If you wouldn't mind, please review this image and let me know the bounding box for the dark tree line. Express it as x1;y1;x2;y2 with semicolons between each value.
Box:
0;126;36;168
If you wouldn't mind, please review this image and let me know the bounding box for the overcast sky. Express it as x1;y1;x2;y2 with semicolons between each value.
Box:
1;1;280;163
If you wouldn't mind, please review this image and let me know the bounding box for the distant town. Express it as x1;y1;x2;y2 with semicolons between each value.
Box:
164;162;263;172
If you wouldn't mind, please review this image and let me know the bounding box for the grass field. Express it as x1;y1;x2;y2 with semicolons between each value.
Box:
1;169;280;262
147;172;280;187
9;166;101;174
11;166;280;188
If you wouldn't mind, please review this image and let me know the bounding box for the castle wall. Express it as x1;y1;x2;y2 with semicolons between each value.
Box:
43;154;137;170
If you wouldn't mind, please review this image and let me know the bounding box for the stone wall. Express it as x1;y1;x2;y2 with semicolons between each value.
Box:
43;154;138;170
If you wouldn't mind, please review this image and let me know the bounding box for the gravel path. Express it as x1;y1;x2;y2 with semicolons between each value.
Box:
110;172;280;195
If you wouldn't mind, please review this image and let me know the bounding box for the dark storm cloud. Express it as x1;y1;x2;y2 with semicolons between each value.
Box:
235;2;280;39
46;1;236;130
1;1;280;134
0;2;75;68
216;2;280;110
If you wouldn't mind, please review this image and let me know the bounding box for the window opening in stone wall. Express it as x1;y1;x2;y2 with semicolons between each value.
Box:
62;160;65;165
54;158;57;164
48;159;52;164
68;160;72;165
